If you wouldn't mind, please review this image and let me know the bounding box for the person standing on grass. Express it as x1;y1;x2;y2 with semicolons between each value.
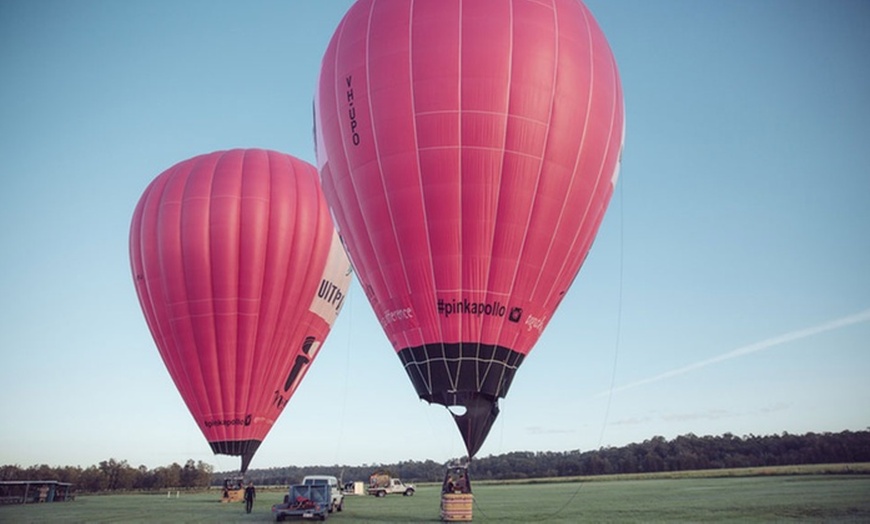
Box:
244;481;256;513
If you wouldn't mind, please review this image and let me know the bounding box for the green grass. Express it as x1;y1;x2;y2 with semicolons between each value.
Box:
2;475;869;522
473;462;870;485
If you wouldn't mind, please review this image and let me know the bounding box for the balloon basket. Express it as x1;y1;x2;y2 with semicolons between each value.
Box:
220;489;244;503
441;493;473;521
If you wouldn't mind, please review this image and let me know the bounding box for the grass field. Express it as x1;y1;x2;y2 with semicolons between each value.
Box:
2;474;869;522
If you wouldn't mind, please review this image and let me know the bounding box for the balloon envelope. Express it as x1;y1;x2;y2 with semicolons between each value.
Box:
130;149;351;472
315;0;623;457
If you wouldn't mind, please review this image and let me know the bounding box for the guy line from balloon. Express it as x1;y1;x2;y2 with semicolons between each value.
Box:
596;309;870;397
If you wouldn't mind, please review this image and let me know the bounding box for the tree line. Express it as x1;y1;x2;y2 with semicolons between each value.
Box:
239;429;870;486
3;430;867;492
469;429;870;480
0;459;213;492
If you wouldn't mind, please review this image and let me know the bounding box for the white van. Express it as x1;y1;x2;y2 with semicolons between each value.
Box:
302;475;344;513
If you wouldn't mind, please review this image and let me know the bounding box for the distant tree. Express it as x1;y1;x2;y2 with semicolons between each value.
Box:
98;459;136;491
57;466;82;485
79;466;108;492
133;465;153;490
195;460;214;488
0;465;20;481
156;463;182;489
180;459;198;488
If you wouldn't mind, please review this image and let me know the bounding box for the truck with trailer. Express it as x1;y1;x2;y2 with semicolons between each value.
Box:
271;483;331;521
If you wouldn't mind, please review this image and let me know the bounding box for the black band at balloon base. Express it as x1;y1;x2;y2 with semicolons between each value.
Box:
209;440;262;473
397;343;525;457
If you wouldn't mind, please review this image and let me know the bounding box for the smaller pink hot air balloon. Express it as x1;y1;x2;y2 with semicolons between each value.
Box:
130;149;352;472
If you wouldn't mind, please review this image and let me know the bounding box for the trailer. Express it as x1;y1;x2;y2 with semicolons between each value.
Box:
272;483;331;521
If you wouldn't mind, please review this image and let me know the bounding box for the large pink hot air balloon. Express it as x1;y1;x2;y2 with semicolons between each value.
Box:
315;0;624;458
130;149;352;472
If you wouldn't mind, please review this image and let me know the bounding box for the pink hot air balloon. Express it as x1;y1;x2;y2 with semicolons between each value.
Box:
130;149;352;472
315;0;624;458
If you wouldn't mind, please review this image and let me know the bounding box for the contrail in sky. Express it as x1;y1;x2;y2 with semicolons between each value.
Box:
598;309;870;397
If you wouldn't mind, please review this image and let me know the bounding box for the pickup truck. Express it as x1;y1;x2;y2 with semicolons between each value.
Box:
367;474;415;497
302;475;344;513
272;483;331;521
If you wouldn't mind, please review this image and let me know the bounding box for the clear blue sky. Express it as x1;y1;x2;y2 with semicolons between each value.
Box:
1;0;867;472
